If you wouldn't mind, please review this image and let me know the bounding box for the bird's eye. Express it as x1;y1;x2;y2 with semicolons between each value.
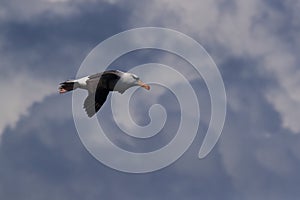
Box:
132;75;139;80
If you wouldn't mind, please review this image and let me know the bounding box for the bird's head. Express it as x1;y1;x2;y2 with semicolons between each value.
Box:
123;72;150;90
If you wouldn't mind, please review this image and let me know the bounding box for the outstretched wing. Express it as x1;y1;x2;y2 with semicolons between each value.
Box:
83;70;123;117
83;88;109;117
87;70;122;92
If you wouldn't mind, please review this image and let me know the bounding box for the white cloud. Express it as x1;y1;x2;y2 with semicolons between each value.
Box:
0;71;57;139
262;50;300;133
0;1;299;198
128;0;300;134
124;1;300;197
0;0;120;22
266;87;300;134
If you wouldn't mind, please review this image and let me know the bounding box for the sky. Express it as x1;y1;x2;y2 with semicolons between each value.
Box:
1;0;300;199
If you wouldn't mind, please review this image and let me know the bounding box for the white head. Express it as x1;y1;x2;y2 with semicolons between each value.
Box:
117;72;150;91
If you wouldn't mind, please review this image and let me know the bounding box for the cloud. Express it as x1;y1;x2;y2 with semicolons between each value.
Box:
127;0;300;134
1;0;300;199
0;94;234;200
266;86;300;134
123;0;300;198
0;71;57;139
0;0;121;22
0;0;130;140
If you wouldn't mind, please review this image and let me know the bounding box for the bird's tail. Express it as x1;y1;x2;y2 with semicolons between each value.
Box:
58;80;78;94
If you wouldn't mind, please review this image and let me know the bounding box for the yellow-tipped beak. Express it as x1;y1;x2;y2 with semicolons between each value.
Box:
137;80;150;90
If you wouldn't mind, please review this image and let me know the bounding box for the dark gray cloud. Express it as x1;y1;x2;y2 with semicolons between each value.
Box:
1;0;300;200
0;1;129;77
0;95;234;200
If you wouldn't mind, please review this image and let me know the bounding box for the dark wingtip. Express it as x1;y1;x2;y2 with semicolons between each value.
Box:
84;108;96;118
83;96;98;118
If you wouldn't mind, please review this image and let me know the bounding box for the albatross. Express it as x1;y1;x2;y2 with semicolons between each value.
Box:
58;70;150;117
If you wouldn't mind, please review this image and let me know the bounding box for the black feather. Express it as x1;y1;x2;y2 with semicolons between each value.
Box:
83;88;110;117
59;82;76;92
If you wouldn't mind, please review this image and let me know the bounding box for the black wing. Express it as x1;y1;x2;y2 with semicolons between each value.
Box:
83;70;123;117
83;88;109;117
88;70;122;79
87;70;122;92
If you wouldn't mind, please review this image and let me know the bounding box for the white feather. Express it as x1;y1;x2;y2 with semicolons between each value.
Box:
76;76;89;89
115;73;137;92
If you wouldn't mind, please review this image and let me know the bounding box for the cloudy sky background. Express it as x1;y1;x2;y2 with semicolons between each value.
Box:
1;0;300;199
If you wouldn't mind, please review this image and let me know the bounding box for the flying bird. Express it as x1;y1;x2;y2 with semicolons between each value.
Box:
59;70;150;117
